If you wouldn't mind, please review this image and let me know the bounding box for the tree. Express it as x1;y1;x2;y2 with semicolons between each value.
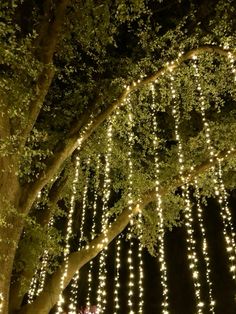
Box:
0;0;235;313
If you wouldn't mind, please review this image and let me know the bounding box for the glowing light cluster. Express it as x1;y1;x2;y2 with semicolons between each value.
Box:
151;84;169;313
194;178;215;313
69;158;91;313
56;154;81;314
97;115;116;313
217;159;236;280
113;237;121;314
87;155;101;308
170;73;203;313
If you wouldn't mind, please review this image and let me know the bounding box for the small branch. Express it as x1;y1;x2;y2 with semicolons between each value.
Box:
20;45;235;215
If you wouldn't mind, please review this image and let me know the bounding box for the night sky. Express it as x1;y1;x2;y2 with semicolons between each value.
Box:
72;192;236;314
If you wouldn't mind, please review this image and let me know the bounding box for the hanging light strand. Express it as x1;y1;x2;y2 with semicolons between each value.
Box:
138;232;144;314
97;113;116;313
170;73;204;313
56;154;81;314
194;178;215;313
69;158;91;314
126;95;135;314
192;57;236;281
217;159;236;279
113;237;121;314
151;84;169;313
86;154;101;309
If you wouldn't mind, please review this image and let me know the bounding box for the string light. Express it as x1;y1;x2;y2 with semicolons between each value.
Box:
126;95;135;314
138;236;144;313
192;57;236;281
194;178;215;313
113;237;121;314
56;153;81;314
170;73;204;313
97;114;116;313
86;154;101;309
69;158;91;314
217;159;236;280
151;84;169;313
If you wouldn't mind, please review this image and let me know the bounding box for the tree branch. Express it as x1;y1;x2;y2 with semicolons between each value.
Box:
20;45;235;216
19;148;236;313
21;0;71;143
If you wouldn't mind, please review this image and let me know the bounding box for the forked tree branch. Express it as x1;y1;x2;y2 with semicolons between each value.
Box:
20;45;235;215
19;148;236;313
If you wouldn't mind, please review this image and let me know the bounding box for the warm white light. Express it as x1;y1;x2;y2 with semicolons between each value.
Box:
125;95;136;313
194;178;215;313
86;155;101;308
151;84;169;313
192;59;236;282
97;112;118;312
170;73;203;313
56;152;81;314
113;237;121;314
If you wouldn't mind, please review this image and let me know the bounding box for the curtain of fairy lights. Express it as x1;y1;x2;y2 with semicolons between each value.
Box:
192;56;236;281
170;72;204;313
151;84;169;313
194;178;215;313
97;114;116;313
86;154;101;309
68;158;91;313
56;155;80;314
126;95;136;314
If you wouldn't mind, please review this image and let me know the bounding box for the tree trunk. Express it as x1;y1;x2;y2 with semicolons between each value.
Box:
0;155;22;313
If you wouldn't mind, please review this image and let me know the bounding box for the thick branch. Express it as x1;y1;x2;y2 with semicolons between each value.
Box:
21;0;71;143
19;148;236;313
20;45;235;215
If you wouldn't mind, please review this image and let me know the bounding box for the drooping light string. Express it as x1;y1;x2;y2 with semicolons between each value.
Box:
135;204;144;314
217;158;236;279
56;154;81;314
86;154;101;309
138;235;144;314
151;84;169;313
97;114;116;313
36;216;55;296
113;237;121;314
170;73;204;313
192;57;236;281
126;95;135;314
194;178;215;313
69;158;91;314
